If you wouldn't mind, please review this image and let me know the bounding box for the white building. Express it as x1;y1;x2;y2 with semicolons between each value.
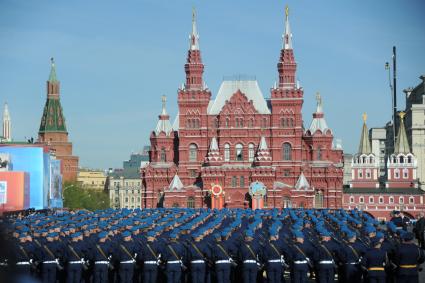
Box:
2;103;11;142
108;170;143;209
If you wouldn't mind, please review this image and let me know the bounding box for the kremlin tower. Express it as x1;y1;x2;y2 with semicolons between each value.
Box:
38;58;79;182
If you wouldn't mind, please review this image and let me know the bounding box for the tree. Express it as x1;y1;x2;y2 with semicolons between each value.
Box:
63;182;109;211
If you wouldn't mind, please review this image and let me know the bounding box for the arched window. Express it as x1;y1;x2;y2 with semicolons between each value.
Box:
358;170;363;179
394;169;400;179
399;197;404;204
160;147;166;162
189;144;198;162
317;147;322;161
366;169;371;179
407;156;412;163
379;197;384;204
400;156;404;163
349;196;354;203
282;143;292;161
315;191;323;208
231;176;237;187
403;169;408;179
224;144;230;161
240;176;245;188
248;143;255;162
359;197;364;204
225;118;230;128
235;144;243;161
187;197;195;208
172;202;180;208
281;117;286;128
262;118;268;128
369;197;374;204
409;197;414;204
389;197;394;204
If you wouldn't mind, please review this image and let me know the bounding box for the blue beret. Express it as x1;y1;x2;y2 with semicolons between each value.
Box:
122;231;131;237
98;231;108;239
213;233;221;239
293;231;304;239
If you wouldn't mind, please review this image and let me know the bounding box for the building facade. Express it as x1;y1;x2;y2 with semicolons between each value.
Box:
404;75;425;186
37;59;79;182
108;170;142;209
344;113;424;220
142;9;344;209
77;169;107;190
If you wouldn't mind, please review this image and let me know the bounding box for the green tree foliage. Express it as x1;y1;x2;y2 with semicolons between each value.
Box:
63;182;109;211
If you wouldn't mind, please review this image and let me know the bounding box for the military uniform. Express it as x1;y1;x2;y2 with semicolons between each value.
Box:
140;231;162;283
65;232;87;283
162;233;187;283
92;232;114;283
238;231;262;283
362;238;388;283
394;232;425;283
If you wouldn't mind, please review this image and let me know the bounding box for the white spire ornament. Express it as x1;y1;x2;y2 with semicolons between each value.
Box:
282;5;293;50
189;7;200;50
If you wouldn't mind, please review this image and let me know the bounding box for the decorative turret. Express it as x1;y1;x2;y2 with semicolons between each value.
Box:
38;58;79;182
2;102;11;142
386;112;418;188
308;93;331;135
277;5;297;89
154;95;173;136
184;8;204;90
205;137;222;165
255;136;272;165
394;112;410;154
358;113;371;154
39;58;67;134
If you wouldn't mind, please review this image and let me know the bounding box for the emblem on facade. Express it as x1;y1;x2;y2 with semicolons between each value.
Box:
249;181;267;197
210;183;223;196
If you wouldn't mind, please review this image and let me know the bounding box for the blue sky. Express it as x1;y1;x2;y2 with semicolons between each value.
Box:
1;0;424;169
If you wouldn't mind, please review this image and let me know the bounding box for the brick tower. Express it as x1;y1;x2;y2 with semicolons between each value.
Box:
38;58;78;182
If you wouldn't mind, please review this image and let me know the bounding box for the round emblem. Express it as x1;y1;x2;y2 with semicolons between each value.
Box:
249;181;267;197
211;184;223;196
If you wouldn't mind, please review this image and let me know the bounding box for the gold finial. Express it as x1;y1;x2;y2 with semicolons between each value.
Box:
161;95;167;104
285;5;289;18
362;112;367;122
398;111;405;120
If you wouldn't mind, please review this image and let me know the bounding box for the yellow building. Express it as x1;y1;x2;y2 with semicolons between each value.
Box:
77;169;107;190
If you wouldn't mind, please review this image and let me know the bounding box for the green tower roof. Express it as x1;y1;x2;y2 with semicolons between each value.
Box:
39;98;67;133
39;58;67;133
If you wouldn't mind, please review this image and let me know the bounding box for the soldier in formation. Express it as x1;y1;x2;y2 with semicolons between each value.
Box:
1;207;424;283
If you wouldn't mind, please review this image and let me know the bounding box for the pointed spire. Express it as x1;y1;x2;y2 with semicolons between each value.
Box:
394;112;410;154
2;102;11;141
189;7;200;50
210;136;219;151
155;96;172;136
259;136;268;151
282;5;292;50
161;95;168;116
315;92;323;113
358;113;372;154
295;172;310;190
48;57;58;83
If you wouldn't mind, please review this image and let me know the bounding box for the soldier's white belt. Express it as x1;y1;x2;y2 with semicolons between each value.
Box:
95;261;109;264
120;260;135;264
215;260;231;264
268;259;281;263
319;260;334;264
243;260;257;264
144;261;157;264
69;261;82;264
16;261;31;265
191;260;205;264
294;260;308;264
346;262;358;265
168;260;180;264
43;261;57;264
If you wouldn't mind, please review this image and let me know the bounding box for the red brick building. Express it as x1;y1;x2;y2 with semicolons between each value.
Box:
142;9;344;209
343;113;424;220
37;59;79;182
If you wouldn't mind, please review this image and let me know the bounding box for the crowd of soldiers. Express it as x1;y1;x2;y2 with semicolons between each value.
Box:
0;208;424;283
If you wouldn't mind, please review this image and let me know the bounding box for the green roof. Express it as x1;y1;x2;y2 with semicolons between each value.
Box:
39;97;67;133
